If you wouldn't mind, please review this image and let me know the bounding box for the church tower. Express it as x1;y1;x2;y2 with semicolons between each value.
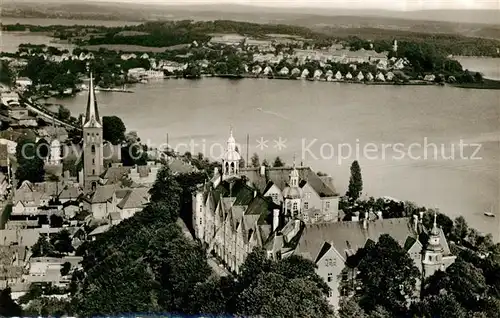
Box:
282;157;303;220
222;128;241;180
422;212;445;278
82;72;103;191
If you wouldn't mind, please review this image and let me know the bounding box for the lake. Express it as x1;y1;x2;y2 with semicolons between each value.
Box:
51;78;500;239
3;30;500;238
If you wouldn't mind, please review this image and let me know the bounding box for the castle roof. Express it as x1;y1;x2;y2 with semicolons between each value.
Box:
293;218;417;262
241;166;339;197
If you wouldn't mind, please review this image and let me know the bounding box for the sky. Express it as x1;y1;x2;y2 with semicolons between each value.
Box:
86;0;500;10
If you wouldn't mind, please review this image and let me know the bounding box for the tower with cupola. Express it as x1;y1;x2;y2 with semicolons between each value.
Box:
82;72;103;191
222;128;241;180
282;157;303;220
422;212;445;277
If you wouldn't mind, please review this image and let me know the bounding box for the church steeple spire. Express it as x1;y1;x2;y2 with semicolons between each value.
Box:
290;153;299;187
83;72;102;128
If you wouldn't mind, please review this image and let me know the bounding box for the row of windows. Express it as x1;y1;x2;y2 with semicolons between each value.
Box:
87;132;100;137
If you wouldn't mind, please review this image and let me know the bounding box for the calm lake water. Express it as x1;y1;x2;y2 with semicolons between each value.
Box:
51;78;500;239
2;28;500;238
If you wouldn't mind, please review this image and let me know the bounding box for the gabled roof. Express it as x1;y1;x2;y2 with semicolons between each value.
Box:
91;184;119;203
101;166;131;184
241;166;339;197
117;187;150;210
294;218;417;262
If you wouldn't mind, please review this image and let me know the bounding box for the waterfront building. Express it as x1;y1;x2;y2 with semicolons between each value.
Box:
357;71;365;81
192;130;340;272
192;130;456;312
81;73;104;191
376;72;386;81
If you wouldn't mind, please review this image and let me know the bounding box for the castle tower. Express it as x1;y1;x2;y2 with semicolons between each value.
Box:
222;127;241;180
422;212;445;278
393;40;398;53
282;156;303;220
82;72;103;191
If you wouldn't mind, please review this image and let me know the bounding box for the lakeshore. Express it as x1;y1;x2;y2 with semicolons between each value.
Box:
52;77;500;239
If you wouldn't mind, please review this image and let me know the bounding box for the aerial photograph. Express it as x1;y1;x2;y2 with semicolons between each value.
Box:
0;0;499;316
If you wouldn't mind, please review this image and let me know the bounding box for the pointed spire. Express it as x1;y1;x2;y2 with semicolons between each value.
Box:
292;153;296;168
83;71;102;128
433;211;437;229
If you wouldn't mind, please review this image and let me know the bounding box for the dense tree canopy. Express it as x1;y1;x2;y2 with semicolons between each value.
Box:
102;116;126;145
15;136;45;185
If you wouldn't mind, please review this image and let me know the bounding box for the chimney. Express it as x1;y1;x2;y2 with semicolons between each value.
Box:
419;211;424;223
376;211;383;220
413;214;419;232
363;212;368;229
260;165;265;176
214;167;219;176
273;209;280;232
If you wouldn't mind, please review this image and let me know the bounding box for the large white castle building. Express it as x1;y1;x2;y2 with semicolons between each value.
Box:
193;131;456;310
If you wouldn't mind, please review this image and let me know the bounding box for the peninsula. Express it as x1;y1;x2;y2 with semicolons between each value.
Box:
2;19;500;98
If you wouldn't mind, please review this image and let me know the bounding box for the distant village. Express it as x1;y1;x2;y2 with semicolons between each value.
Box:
1;33;451;98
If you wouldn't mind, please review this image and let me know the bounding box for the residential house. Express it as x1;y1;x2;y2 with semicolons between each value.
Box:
366;72;374;81
9;107;28;120
15;77;32;88
290;68;301;77
393;58;406;70
85;184;119;219
121;53;137;60
313;69;323;79
301;69;310;78
356;71;365;81
114;187;150;221
252;65;262;75
376;72;386;81
279;67;289;76
424;74;436;82
0;227;79;248
263;66;273;76
386;72;395;81
345;72;353;80
334;71;343;81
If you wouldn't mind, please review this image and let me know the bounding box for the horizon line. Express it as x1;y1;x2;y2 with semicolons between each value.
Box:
81;0;500;11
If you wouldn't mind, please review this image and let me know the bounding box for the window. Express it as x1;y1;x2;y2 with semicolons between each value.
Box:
328;290;333;298
200;206;203;213
314;213;320;222
327;273;333;282
305;192;311;199
91;145;96;153
92;158;95;164
92;169;95;175
325;201;331;209
304;202;309;209
293;202;298;212
200;218;202;225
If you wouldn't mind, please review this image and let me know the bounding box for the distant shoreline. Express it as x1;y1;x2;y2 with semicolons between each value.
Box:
160;74;500;90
